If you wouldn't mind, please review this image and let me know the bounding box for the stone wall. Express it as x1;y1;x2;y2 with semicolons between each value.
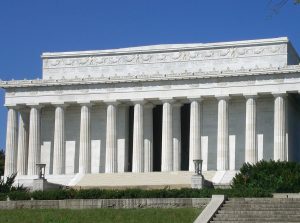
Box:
0;198;210;209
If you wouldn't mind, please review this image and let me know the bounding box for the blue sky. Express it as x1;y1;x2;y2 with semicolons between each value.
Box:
0;0;299;150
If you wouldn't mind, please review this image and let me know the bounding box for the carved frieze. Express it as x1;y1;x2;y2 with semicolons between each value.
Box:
43;44;287;69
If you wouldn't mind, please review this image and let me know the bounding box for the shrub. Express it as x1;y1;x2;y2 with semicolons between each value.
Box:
232;160;300;193
31;189;76;200
0;193;7;201
8;191;31;200
0;173;27;193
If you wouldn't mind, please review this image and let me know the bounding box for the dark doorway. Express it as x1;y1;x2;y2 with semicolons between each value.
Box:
181;103;190;170
128;106;134;172
153;105;162;171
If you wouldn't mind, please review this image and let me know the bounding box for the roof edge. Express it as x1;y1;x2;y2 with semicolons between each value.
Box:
41;37;289;59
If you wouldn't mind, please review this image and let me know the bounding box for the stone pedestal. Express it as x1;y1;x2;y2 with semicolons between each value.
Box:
191;175;204;189
32;179;60;191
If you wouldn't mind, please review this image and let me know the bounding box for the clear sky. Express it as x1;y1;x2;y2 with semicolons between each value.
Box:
0;0;299;150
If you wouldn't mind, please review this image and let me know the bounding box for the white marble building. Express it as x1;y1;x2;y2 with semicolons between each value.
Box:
1;37;300;187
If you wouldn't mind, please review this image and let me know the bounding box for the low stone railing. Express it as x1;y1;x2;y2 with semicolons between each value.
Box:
0;198;210;209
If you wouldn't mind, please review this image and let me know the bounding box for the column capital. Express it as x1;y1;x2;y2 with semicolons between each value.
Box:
27;104;44;109
104;100;120;106
52;102;69;108
244;94;258;99
131;99;146;105
5;105;19;110
160;98;174;103
78;101;94;107
272;92;287;98
216;95;230;101
188;97;203;103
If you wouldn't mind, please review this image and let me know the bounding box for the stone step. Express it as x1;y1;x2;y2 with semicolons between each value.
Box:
218;210;300;215
210;220;300;223
215;213;300;218
71;171;217;188
212;218;300;222
226;200;300;204
222;206;300;210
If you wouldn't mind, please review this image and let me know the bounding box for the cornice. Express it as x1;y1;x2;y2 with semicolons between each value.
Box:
42;37;288;59
1;64;300;89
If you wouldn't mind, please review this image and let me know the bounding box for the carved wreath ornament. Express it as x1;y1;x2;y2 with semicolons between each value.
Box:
43;45;286;69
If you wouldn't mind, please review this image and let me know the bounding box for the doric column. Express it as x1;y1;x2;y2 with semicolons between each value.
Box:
189;98;202;171
4;106;18;177
217;96;229;171
105;102;118;173
144;103;154;172
132;100;144;173
17;109;29;175
79;103;91;174
273;93;287;161
173;102;182;171
161;99;173;172
245;95;257;164
28;105;42;175
117;105;129;173
53;104;67;175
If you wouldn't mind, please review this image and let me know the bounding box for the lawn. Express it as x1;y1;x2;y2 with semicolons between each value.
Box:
0;208;202;223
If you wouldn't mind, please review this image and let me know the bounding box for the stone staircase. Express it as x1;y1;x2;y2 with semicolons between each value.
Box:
70;171;216;189
211;198;300;222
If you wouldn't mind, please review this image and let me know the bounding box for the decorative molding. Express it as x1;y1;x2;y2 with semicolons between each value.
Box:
43;44;287;69
1;65;300;89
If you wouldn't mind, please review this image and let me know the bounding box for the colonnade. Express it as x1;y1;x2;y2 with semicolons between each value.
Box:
4;94;288;177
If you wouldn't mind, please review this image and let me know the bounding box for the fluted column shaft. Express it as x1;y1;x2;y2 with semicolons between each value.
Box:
17;110;29;175
28;106;41;175
217;97;229;171
143;104;153;172
53;105;66;175
274;94;286;161
105;103;117;173
245;96;257;164
189;99;202;171
132;102;144;172
4;107;18;177
161;100;173;172
173;103;182;171
79;104;91;174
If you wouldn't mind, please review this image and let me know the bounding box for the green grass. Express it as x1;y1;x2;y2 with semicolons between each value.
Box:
0;208;202;223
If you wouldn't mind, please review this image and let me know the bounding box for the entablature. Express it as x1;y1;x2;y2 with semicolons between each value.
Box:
1;64;300;89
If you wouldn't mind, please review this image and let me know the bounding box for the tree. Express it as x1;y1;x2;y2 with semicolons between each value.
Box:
0;150;4;176
267;0;299;18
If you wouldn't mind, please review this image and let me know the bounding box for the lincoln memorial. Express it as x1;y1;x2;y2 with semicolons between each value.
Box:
1;37;300;188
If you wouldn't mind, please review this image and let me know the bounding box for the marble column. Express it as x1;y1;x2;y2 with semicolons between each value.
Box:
144;103;154;172
217;96;229;171
117;105;129;173
132;101;144;173
4;106;18;177
105;102;118;173
17;109;29;175
53;104;66;175
79;103;91;174
245;96;257;164
28;105;42;175
173;102;182;171
273;94;287;161
189;99;202;171
161;99;173;172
